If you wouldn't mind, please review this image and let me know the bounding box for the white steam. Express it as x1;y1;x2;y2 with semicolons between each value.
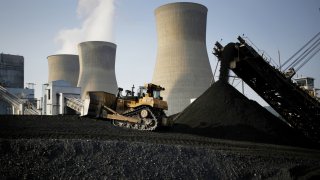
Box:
55;0;115;54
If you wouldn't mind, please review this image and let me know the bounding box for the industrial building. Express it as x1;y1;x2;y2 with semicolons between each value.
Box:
0;53;36;114
152;2;213;115
77;41;118;99
47;54;79;87
294;77;319;98
0;53;24;88
41;80;81;115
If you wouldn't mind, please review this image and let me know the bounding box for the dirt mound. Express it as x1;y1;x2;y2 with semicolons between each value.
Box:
174;80;312;146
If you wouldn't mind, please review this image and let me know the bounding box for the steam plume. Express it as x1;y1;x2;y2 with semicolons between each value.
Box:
55;0;115;54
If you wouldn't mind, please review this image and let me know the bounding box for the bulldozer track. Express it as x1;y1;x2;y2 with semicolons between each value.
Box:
113;106;158;131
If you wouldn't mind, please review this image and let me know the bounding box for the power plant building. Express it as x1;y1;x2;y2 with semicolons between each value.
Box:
0;53;24;88
152;2;213;115
47;54;79;87
0;53;35;114
77;41;118;99
42;80;81;115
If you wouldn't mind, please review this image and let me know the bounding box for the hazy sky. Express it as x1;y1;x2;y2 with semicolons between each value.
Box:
0;0;319;106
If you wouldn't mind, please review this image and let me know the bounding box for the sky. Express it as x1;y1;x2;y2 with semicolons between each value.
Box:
0;0;319;106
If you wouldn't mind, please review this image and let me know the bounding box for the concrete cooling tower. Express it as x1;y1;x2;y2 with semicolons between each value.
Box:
47;54;79;86
77;41;118;99
152;2;213;115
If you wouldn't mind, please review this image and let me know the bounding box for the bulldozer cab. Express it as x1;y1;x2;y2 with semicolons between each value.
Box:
143;83;165;100
137;86;147;98
109;83;168;112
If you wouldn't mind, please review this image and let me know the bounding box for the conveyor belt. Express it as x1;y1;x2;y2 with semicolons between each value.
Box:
65;97;85;114
214;37;320;142
0;85;40;115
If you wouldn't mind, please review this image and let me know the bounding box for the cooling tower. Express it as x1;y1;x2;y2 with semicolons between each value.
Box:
152;2;213;115
77;41;118;99
47;54;79;86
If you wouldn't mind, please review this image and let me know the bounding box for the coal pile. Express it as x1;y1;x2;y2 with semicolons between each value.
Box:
2;138;320;179
1;115;320;179
174;80;315;147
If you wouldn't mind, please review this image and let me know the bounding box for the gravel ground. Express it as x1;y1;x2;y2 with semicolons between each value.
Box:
1;115;320;179
1;139;320;179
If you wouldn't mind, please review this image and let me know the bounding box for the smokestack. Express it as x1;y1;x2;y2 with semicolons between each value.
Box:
77;41;118;99
47;54;79;86
152;2;213;115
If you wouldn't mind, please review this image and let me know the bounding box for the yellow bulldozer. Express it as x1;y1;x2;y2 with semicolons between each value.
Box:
83;83;171;131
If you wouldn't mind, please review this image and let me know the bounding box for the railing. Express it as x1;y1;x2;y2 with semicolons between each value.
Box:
241;36;280;68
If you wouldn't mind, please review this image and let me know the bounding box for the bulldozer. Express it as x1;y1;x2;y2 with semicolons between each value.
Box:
82;83;171;131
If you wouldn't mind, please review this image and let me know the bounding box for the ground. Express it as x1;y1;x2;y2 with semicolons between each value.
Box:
0;115;320;179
